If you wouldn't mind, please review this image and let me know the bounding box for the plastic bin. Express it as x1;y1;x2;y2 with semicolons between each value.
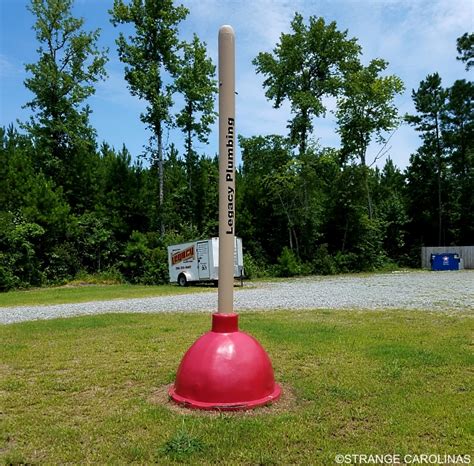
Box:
430;253;460;271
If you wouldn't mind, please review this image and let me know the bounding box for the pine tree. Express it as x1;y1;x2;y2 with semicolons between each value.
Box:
406;73;448;246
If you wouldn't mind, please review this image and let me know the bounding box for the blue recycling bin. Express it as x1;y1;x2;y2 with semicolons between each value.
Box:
430;253;460;271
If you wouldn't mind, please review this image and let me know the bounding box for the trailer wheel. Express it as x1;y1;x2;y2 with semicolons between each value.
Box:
178;274;188;287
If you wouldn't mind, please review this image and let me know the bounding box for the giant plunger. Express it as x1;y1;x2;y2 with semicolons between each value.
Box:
169;25;281;410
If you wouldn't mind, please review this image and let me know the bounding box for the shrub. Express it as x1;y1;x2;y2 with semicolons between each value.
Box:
0;261;16;292
120;231;188;285
44;242;81;284
72;267;124;285
120;231;150;283
142;246;169;285
243;253;270;279
334;251;359;273
312;244;337;275
276;247;301;277
2;221;45;287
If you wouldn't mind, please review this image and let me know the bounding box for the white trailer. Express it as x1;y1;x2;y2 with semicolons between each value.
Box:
168;237;244;287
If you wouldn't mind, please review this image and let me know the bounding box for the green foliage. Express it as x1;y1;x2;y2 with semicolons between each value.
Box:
405;73;447;247
352;216;388;271
22;0;107;206
405;70;473;249
406;73;447;140
141;241;169;285
311;244;337;275
72;267;124;285
442;79;474;244
0;259;17;292
456;32;474;70
74;212;115;273
276;247;302;277
161;425;205;461
44;242;81;283
1;8;471;292
121;231;149;283
110;0;188;125
0;215;45;288
110;0;189;231
243;253;271;279
174;34;217;153
333;251;359;273
336;58;404;166
121;231;191;285
253;13;361;154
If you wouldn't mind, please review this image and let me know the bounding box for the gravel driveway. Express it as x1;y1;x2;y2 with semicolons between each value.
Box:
1;270;473;324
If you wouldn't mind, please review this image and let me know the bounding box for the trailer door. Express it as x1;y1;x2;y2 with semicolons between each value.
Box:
197;241;210;280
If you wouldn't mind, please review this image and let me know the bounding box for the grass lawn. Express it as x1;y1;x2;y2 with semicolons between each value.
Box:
1;309;472;464
0;283;210;308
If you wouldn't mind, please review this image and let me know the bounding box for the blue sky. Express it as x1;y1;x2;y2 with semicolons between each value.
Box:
0;0;472;169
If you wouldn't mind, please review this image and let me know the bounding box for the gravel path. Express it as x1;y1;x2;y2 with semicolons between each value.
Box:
1;271;473;324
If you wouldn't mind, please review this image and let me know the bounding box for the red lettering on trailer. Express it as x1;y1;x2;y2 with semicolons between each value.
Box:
171;246;195;265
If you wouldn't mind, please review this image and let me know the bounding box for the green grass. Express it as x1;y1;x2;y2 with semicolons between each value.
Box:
1;310;472;464
0;283;210;308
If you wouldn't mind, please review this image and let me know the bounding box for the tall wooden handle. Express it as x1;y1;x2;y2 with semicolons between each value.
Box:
218;25;235;313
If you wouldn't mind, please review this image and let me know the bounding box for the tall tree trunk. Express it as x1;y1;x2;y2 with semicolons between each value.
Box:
342;217;349;252
299;108;308;157
292;227;300;257
360;149;373;219
364;171;373;220
186;126;192;190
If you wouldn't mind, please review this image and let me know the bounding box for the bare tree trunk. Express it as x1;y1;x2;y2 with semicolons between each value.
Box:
185;101;193;190
299;108;308;157
342;217;349;252
292;228;300;257
360;149;373;219
364;172;373;220
186;127;192;190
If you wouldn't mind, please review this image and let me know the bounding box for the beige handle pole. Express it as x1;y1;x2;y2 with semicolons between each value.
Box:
218;25;235;314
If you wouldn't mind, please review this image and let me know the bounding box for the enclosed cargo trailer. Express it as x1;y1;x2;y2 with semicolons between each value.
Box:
167;237;244;286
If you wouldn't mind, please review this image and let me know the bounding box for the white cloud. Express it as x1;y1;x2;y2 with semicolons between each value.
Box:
94;67;146;112
0;54;23;78
4;0;469;169
182;0;296;49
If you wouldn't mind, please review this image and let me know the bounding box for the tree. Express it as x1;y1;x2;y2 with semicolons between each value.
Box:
443;79;474;244
0;125;72;286
110;0;188;233
443;80;474;178
253;13;360;156
374;159;408;263
406;73;448;246
98;142;149;241
337;59;404;167
174;34;217;183
336;58;404;218
23;0;107;207
456;32;474;71
405;146;440;250
239;135;294;259
194;155;219;236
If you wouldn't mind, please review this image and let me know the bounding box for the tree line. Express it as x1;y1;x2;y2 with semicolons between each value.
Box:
0;0;472;290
